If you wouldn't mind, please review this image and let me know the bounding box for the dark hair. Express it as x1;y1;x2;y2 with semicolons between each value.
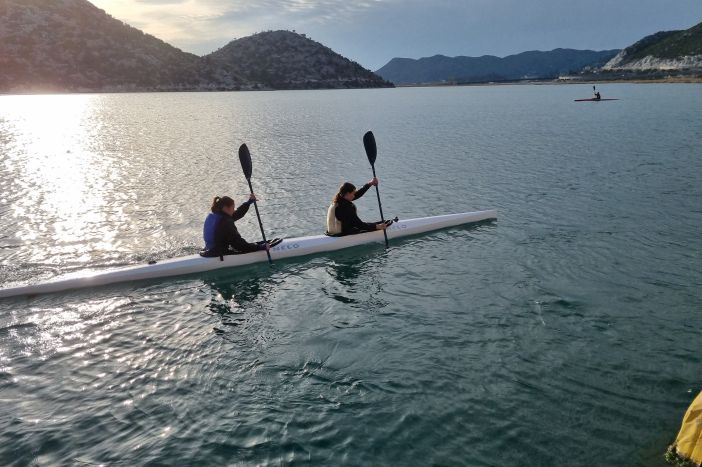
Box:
333;182;356;204
211;196;234;213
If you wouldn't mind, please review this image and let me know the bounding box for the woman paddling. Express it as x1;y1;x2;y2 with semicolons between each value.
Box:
201;195;270;257
326;178;390;236
593;86;601;100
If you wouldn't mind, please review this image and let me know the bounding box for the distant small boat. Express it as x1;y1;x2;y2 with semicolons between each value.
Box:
576;85;617;102
574;98;619;102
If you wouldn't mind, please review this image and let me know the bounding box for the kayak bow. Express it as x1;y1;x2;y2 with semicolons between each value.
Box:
0;210;496;298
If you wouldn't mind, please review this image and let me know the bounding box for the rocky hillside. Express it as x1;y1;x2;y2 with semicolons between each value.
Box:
376;49;619;85
0;1;389;93
0;0;242;92
206;30;392;90
603;21;702;71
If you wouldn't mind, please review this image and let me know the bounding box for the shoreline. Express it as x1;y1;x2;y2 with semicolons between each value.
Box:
1;77;701;96
395;76;702;88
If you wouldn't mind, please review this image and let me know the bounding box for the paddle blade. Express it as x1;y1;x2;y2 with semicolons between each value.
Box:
238;143;252;180
363;131;377;166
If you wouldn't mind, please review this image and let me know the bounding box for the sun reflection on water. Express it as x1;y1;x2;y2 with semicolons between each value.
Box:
0;94;124;264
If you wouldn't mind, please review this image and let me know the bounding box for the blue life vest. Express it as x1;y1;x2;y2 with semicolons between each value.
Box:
203;212;224;250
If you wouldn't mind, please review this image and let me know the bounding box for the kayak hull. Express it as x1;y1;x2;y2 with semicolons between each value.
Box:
0;210;496;298
574;98;619;102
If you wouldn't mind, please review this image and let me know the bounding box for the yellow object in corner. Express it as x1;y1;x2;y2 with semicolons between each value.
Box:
676;391;702;465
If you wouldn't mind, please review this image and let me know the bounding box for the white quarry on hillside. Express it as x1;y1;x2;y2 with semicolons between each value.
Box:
603;50;702;71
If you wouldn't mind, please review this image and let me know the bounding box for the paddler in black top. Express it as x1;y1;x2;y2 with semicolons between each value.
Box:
201;195;269;257
326;178;388;235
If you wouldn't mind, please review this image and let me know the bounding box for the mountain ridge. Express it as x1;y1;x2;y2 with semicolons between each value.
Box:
0;0;390;93
0;0;232;92
376;48;619;85
603;21;702;71
206;31;391;90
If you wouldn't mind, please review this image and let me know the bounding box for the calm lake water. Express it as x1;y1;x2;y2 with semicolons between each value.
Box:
1;84;701;466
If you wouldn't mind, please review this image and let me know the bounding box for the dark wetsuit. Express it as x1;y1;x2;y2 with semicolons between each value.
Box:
335;183;379;235
203;203;261;256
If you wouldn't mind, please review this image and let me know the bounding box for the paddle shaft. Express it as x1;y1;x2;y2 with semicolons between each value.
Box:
370;165;389;248
246;178;272;264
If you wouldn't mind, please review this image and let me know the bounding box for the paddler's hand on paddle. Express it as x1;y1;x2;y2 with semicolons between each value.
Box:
243;193;258;206
376;222;388;230
368;177;379;186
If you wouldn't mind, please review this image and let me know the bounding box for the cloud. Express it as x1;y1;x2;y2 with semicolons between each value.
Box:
92;0;400;55
91;0;395;55
134;0;188;4
193;0;391;28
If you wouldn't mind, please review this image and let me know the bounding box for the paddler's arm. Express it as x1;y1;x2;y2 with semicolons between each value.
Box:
229;232;261;253
220;220;260;253
337;203;377;234
232;194;257;221
353;178;378;200
232;203;250;222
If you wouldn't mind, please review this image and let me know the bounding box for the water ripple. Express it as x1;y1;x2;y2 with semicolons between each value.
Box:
1;85;702;465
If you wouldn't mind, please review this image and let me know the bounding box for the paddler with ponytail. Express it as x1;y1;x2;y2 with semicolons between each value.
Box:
201;194;270;257
326;178;390;236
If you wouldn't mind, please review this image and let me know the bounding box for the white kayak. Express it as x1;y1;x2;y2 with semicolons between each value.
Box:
0;210;496;298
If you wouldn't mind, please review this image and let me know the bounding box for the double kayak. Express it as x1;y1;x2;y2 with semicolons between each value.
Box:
574;98;619;102
0;210;496;298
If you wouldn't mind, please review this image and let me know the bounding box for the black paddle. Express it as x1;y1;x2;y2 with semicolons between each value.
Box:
363;131;389;248
238;143;273;264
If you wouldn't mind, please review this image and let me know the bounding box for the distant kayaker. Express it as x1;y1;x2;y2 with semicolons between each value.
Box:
201;195;269;257
326;178;389;236
593;86;601;100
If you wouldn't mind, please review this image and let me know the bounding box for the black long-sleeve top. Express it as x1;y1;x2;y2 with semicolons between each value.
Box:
335;183;377;235
215;203;261;253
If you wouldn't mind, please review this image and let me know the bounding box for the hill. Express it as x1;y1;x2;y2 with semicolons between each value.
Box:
0;0;242;92
376;49;619;85
206;30;392;90
0;1;390;93
603;21;702;71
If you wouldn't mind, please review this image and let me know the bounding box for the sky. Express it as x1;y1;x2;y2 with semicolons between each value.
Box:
90;0;702;70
